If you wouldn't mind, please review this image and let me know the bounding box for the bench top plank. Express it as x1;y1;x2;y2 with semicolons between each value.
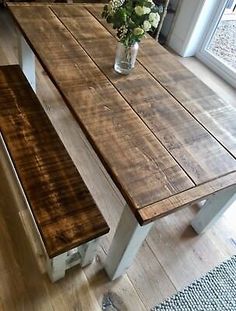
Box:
8;4;236;224
0;65;109;258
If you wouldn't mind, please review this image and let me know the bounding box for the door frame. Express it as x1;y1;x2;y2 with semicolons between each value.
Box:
197;0;236;88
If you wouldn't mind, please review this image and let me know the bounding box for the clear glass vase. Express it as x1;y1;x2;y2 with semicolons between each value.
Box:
114;42;139;75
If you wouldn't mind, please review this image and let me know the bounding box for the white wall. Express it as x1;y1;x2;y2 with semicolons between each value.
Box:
167;0;221;57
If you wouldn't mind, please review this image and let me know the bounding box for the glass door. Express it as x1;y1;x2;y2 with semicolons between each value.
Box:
197;0;236;87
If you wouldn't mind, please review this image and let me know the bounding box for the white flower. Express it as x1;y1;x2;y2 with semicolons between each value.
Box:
143;6;151;14
152;19;159;28
149;12;154;20
135;6;144;16
135;6;151;16
112;0;125;7
119;25;128;39
149;12;157;22
133;27;144;36
108;0;125;12
143;20;152;31
149;12;160;28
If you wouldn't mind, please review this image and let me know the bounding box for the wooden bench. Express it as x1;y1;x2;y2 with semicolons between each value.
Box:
0;65;109;282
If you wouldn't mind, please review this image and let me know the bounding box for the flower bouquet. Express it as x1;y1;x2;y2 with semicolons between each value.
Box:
102;0;161;74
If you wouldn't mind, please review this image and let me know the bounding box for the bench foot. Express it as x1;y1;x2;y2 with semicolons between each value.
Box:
191;187;236;234
47;253;67;283
104;205;153;280
46;239;99;282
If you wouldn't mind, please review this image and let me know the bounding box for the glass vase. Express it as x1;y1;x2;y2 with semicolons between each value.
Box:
114;42;139;75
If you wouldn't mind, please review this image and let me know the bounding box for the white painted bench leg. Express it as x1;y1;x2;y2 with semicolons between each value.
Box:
17;32;36;92
105;205;153;280
47;253;67;283
80;239;99;267
46;239;99;282
191;187;236;234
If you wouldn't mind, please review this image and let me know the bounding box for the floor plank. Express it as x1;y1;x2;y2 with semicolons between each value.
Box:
147;206;235;289
83;247;147;311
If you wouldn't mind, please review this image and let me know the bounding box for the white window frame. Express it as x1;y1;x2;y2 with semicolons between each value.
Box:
197;0;236;88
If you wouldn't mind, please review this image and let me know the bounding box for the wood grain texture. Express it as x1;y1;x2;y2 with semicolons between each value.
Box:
0;65;109;258
137;40;236;158
8;4;194;211
0;15;236;310
87;5;236;159
138;171;236;224
52;5;236;186
7;4;236;224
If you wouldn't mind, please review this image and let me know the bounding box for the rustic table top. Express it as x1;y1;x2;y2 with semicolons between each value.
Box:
8;3;236;225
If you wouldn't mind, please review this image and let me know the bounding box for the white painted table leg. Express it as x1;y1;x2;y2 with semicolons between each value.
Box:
47;253;67;283
18;32;36;91
191;187;236;234
105;205;153;280
80;239;99;267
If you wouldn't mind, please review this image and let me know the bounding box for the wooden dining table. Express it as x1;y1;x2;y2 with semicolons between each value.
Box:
8;3;236;280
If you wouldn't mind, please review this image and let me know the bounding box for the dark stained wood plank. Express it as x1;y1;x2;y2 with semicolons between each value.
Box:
0;65;109;258
8;5;195;209
51;5;236;185
138;171;236;224
87;5;236;159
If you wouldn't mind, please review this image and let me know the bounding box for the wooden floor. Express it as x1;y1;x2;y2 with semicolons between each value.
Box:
0;8;235;311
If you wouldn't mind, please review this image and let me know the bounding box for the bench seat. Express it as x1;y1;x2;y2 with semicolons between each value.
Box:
0;65;109;281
